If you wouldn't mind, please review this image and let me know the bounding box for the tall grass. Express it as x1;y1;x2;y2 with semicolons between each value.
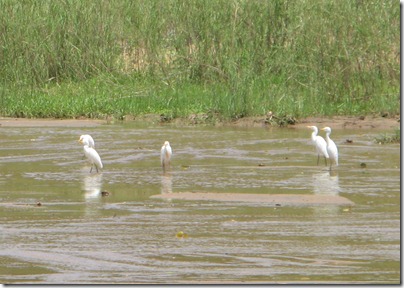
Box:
0;0;399;120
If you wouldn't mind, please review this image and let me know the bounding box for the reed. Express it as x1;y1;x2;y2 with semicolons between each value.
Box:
0;0;399;120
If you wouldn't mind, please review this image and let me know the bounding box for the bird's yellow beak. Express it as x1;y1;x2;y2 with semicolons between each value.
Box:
78;138;82;143
320;128;325;131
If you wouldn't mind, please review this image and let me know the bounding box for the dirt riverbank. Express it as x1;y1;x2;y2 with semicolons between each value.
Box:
0;114;400;129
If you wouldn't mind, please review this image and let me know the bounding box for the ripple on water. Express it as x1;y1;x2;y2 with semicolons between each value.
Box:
0;124;399;284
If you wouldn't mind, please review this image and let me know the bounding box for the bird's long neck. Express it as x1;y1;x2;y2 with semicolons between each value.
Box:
324;132;331;142
311;130;318;141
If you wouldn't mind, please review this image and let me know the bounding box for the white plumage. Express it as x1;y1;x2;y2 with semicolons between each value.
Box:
78;134;95;160
79;134;95;148
79;135;103;173
160;141;172;170
321;127;339;170
307;126;329;166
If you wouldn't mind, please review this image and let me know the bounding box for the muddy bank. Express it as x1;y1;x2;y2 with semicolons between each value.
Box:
291;115;400;130
221;115;400;130
0;114;399;130
151;192;354;206
0;117;103;127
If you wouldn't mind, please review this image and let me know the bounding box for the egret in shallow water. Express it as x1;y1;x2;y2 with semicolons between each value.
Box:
307;125;329;166
79;135;103;173
161;141;172;170
321;126;339;170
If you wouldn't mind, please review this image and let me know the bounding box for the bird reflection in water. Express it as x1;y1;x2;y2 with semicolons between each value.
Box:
161;172;173;194
82;173;103;200
312;170;340;196
312;170;340;214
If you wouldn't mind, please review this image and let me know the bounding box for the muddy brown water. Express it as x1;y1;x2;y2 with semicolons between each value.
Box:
0;122;400;284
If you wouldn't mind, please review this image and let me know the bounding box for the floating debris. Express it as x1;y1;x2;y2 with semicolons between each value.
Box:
36;202;42;207
258;163;266;167
176;231;188;239
346;139;353;144
101;191;110;197
360;163;367;168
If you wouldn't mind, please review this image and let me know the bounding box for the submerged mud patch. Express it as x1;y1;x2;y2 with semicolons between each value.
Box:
151;192;354;206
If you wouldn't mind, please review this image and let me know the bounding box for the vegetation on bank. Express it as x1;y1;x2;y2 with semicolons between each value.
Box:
375;128;400;144
0;0;399;124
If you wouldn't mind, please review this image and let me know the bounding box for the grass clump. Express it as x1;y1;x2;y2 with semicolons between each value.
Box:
0;0;400;121
375;128;400;144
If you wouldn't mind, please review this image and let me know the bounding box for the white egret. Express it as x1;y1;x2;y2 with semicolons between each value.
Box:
78;135;103;173
321;127;339;170
160;141;172;170
307;126;329;166
78;134;95;159
79;134;95;148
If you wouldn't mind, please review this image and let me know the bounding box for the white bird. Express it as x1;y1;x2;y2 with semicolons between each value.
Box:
160;141;172;170
307;126;329;166
321;127;339;170
78;134;95;159
78;135;103;173
79;134;95;148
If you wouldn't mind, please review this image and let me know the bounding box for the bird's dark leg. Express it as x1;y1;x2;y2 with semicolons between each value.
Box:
317;154;320;165
90;166;93;173
324;157;328;166
95;166;99;173
329;159;334;171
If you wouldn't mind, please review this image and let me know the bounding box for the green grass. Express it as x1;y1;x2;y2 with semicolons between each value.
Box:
375;128;401;144
0;0;399;122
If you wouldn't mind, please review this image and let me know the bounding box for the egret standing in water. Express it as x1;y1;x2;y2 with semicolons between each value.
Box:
78;134;95;159
160;141;172;171
79;135;103;173
307;126;329;166
321;127;339;170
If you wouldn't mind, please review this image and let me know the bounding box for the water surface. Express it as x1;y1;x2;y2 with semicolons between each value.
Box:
0;122;400;284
